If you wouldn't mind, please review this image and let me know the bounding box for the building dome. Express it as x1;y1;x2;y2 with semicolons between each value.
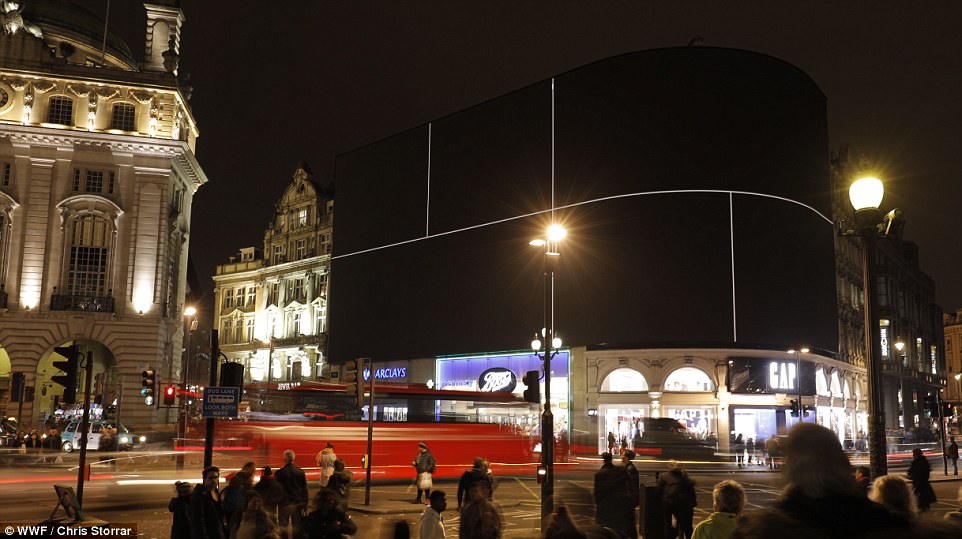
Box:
22;0;136;69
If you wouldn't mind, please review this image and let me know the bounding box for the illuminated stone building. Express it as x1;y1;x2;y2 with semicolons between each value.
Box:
212;163;333;398
944;309;962;431
0;1;207;427
832;146;946;435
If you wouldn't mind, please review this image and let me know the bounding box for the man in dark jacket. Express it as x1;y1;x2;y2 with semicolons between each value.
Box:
275;449;308;538
658;460;696;539
457;457;492;510
622;450;640;539
594;452;632;537
907;447;936;511
169;481;192;539
253;466;286;517
189;466;225;539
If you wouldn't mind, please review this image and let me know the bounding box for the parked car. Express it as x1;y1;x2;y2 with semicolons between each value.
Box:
60;419;145;452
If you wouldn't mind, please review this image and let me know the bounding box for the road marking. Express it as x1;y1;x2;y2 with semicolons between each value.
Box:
513;476;539;500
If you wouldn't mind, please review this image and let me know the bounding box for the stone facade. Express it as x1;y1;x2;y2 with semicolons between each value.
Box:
0;1;206;428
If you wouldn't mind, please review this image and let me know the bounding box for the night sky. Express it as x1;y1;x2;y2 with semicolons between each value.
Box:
80;1;962;314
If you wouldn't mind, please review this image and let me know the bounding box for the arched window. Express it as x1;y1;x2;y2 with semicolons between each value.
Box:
815;367;830;396
65;214;111;295
829;370;843;398
600;368;649;392
47;96;74;125
663;367;714;392
110;103;136;131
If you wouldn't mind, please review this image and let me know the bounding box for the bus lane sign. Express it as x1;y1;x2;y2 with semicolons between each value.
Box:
202;386;240;418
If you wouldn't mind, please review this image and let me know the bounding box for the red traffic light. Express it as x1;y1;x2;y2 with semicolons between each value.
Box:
163;384;177;406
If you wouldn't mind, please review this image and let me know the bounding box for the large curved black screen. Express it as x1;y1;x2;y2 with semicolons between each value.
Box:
331;47;837;362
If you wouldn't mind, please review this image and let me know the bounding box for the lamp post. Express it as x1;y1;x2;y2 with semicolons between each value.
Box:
180;307;197;438
259;334;275;408
849;173;888;479
529;223;565;523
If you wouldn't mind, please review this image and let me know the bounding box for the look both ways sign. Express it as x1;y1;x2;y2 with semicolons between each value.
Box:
202;386;240;418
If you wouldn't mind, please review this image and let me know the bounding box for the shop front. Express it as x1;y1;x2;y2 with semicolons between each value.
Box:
436;351;570;442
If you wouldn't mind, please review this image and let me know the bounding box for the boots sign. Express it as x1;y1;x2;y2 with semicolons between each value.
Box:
478;367;517;392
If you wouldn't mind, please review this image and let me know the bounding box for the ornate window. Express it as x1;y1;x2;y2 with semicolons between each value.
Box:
1;162;11;186
663;367;714;392
47;96;74;125
246;287;255;307
72;168;116;194
245;318;255;342
65;215;110;295
223;319;233;344
224;289;233;309
110;103;136;131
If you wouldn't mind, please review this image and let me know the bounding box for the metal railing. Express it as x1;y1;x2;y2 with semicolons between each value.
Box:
50;292;115;313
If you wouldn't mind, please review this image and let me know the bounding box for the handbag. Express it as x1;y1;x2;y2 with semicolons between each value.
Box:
418;472;433;490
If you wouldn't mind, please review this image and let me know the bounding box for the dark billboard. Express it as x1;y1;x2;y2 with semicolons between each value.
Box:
330;47;837;362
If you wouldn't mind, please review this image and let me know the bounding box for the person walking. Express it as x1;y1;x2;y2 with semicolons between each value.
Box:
607;431;616;454
303;488;357;538
457;457;491;510
542;504;586;539
732;434;745;468
907;447;937;512
326;459;353;508
593;452;632;537
169;481;192;539
418;490;446;539
691;480;745;539
658;460;697;539
189;466;226;539
253;466;286;520
222;473;251;539
458;487;503;539
413;442;436;504
275;450;308;538
948;436;959;476
746;438;755;465
316;442;336;488
622;450;640;539
764;436;781;469
235;493;280;539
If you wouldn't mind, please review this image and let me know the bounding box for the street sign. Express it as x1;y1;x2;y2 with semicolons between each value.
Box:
202;387;240;418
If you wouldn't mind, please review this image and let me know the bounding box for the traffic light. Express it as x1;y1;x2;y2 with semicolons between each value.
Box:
51;345;80;404
522;370;540;404
163;384;177;406
141;369;156;404
789;399;800;418
802;404;812;417
9;372;25;403
344;358;365;408
923;394;937;417
942;402;954;417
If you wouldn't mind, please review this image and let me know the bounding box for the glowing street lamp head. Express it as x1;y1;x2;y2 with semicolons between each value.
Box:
849;175;884;211
547;224;567;242
184;306;196;317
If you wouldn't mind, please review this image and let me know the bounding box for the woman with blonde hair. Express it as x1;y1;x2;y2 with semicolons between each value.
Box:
868;475;917;523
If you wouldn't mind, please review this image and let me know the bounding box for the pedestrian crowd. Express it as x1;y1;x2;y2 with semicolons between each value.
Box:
166;427;962;539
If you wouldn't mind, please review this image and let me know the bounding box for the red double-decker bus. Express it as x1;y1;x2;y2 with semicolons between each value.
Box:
178;381;541;480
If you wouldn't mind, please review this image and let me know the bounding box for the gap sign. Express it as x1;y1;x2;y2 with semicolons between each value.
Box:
202;386;240;418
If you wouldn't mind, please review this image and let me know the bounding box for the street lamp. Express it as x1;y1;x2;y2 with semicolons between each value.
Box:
849;172;889;479
895;340;907;428
181;307;197;433
528;223;565;523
